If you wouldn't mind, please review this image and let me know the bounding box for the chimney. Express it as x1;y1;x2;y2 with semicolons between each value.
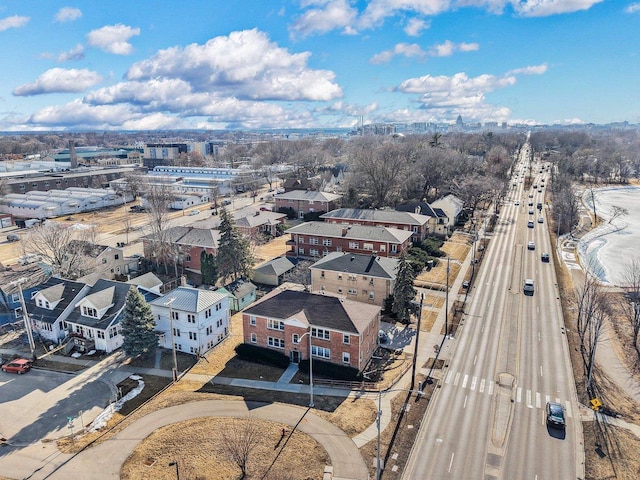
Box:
180;276;187;286
341;227;349;236
69;140;78;169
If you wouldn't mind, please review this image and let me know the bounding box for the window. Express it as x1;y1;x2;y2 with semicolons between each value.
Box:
309;237;318;245
348;242;359;249
82;306;98;318
268;337;285;349
114;254;119;260
298;247;304;255
267;319;285;331
343;334;350;344
322;239;332;246
97;331;105;339
298;236;304;244
250;333;257;343
187;314;195;323
102;258;107;264
292;333;300;344
379;245;386;252
311;327;330;340
312;345;330;359
363;243;374;251
347;288;357;295
342;352;350;364
173;328;181;337
391;244;398;253
337;287;342;293
14;307;22;319
10;293;19;303
189;332;197;340
109;326;118;338
310;249;319;257
369;291;375;300
171;310;179;320
249;315;256;326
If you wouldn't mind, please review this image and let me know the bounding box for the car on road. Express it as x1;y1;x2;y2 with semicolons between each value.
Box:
529;208;534;215
6;233;19;242
529;193;534;198
514;201;520;206
527;220;534;228
541;252;550;262
259;206;272;212
188;209;200;216
222;199;232;206
1;358;31;374
546;401;566;429
538;216;544;223
527;241;535;250
523;278;535;295
129;205;146;212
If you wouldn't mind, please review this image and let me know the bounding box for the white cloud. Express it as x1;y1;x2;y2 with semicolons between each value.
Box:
58;44;85;62
290;0;358;38
54;7;82;23
507;63;547;75
513;0;604;17
626;3;640;13
371;40;478;64
126;29;342;101
87;24;140;55
13;68;102;96
359;0;450;29
0;15;30;31
323;100;378;116
404;17;429;36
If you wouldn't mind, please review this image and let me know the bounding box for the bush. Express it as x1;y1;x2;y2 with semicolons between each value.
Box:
299;358;362;381
277;206;296;219
419;237;446;257
303;210;326;222
234;343;290;369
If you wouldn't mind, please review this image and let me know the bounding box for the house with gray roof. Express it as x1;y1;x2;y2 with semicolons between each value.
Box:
431;194;465;232
65;279;131;353
27;278;89;344
320;208;432;243
242;288;380;371
285;221;413;260
194;206;287;237
149;286;230;356
395;202;449;236
274;190;342;219
309;252;398;307
253;257;296;286
216;279;257;312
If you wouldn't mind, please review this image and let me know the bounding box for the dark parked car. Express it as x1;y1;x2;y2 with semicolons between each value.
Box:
2;358;31;374
541;252;550;262
546;401;566;428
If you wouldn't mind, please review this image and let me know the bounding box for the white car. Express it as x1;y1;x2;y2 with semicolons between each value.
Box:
188;209;200;216
527;241;535;250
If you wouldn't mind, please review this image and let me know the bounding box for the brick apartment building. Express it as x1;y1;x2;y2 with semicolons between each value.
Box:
285;221;413;259
274;190;342;218
242;289;380;371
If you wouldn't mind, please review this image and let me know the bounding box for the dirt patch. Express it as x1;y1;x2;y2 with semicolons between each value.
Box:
583;420;640;480
418;310;439;332
121;416;330;480
253;235;289;265
189;311;245;376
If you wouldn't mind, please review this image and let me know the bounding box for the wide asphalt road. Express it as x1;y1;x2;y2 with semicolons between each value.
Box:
403;141;583;479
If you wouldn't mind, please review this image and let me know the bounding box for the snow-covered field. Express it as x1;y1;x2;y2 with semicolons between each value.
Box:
579;186;640;286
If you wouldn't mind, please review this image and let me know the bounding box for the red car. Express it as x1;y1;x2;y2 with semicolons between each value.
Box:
2;358;31;374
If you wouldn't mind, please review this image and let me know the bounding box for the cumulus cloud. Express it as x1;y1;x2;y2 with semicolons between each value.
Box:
404;17;429;36
626;2;640;13
323;100;378;116
54;7;82;23
0;15;30;31
87;24;140;55
125;29;342;101
290;0;358;38
58;44;85;62
13;68;103;96
506;63;547;75
514;0;604;17
371;40;478;64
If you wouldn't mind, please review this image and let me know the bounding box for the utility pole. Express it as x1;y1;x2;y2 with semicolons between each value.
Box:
410;292;424;392
12;278;36;359
445;257;450;338
165;297;178;381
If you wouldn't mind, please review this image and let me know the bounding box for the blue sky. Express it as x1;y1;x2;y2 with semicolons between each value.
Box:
0;1;638;131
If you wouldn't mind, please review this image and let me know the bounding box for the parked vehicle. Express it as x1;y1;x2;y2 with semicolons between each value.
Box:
188;209;200;216
18;254;42;265
6;234;19;242
1;358;31;374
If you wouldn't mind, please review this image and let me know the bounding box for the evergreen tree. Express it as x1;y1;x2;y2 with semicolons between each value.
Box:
392;252;417;324
201;250;218;286
216;207;254;282
121;287;157;357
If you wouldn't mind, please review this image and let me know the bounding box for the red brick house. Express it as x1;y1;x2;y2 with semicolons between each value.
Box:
285;221;413;259
274;191;342;219
242;288;380;371
142;226;219;276
320;208;433;243
193;206;287;238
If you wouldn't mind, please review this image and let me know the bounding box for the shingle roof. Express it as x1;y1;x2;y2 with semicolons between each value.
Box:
143;226;219;248
395;202;447;218
310;252;398;279
66;279;131;329
127;272;162;290
149;286;227;313
287;221;413;243
254;257;295;276
223;279;257;298
321;208;431;225
26;278;86;326
244;289;378;334
275;190;342;202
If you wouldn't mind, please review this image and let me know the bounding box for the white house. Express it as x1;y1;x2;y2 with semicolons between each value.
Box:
150;286;230;356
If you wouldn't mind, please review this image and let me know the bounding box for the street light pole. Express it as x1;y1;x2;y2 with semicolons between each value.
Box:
169;461;180;480
165;297;178;382
10;278;36;360
445;257;450;338
409;293;424;392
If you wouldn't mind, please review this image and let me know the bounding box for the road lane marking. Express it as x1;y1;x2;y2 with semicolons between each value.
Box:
479;379;485;393
526;389;532;407
536;392;541;409
538;331;541;342
545;394;551;405
473;355;477;365
540;365;543;377
445;371;453;384
463;395;468;408
462;374;469;389
488;380;495;395
448;453;455;473
565;401;573;418
516;387;522;403
470;376;477;391
454;372;460;386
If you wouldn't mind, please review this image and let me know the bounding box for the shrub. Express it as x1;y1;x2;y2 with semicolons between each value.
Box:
303;210;326;222
277;207;296;219
234;343;290;369
419;237;446;257
298;358;362;381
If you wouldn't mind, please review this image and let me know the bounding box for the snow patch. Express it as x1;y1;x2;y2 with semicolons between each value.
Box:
89;375;145;431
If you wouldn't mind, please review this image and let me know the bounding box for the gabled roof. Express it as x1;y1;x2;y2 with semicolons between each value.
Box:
66;279;131;329
65;240;113;258
149;286;227;313
395;202;448;218
321;208;431;226
244;289;378;334
127;272;163;290
254;256;295;276
143;226;220;249
27;277;86;325
310;252;398;279
275;190;342;202
287;221;413;243
431;194;464;214
220;279;257;299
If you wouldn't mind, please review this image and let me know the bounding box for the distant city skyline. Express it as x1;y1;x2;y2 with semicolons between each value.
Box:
0;1;638;131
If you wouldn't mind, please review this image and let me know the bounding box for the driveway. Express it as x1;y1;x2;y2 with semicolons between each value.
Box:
39;400;369;480
0;355;133;480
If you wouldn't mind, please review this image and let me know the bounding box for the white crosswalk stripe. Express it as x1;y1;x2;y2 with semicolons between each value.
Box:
516;387;522;403
526;389;532;407
535;392;541;409
488;380;495;395
445;371;453;384
470;376;477;391
479;379;485;393
454;372;460;386
565;400;573;418
462;374;469;389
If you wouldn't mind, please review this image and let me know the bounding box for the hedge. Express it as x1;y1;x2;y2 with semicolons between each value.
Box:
298;358;362;381
234;343;290;369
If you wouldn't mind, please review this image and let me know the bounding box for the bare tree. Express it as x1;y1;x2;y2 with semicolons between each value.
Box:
622;258;640;359
221;417;261;479
282;260;313;290
144;183;175;275
608;205;628;224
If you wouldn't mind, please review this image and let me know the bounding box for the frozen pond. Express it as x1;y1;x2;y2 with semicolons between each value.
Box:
579;186;640;286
